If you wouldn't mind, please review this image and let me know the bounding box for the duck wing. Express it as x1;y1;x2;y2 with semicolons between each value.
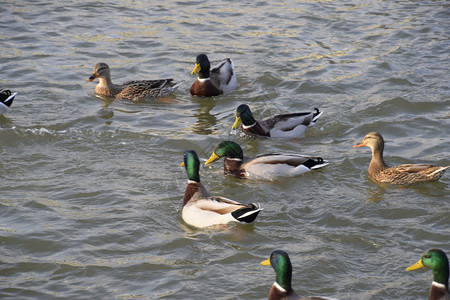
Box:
122;79;174;88
261;111;318;131
210;58;237;93
392;163;443;174
118;79;180;99
194;196;253;215
377;164;449;184
245;153;324;167
243;154;328;179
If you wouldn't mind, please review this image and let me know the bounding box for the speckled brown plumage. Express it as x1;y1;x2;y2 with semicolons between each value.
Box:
86;62;182;101
354;132;449;185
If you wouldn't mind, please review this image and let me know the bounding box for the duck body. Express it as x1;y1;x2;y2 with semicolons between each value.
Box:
190;54;237;97
353;132;449;185
261;250;340;300
233;104;322;139
406;249;449;300
182;150;261;228
0;89;17;115
87;63;182;101
205;141;328;180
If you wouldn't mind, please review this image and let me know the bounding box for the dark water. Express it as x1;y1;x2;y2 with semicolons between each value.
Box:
1;1;449;299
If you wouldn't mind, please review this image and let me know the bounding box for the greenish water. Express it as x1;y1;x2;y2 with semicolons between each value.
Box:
1;1;449;299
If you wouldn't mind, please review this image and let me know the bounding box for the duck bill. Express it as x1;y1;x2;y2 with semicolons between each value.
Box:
86;74;97;82
205;152;220;166
232;117;242;129
191;63;201;75
406;259;424;271
260;258;271;266
353;141;366;148
180;162;185;167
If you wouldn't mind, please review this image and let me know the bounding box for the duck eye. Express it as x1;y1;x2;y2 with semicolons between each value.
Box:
424;255;431;259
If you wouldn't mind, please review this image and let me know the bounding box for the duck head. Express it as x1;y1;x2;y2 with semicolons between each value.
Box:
261;250;294;293
182;150;201;182
205;141;244;165
87;62;111;82
353;132;385;153
406;249;449;286
191;54;211;79
232;104;257;129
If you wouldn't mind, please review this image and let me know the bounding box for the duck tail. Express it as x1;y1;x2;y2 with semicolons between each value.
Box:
0;89;17;107
312;108;323;123
231;203;262;223
171;80;184;90
429;166;449;177
307;157;330;170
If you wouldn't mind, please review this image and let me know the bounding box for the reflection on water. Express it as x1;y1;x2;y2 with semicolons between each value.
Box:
366;185;386;203
190;98;217;135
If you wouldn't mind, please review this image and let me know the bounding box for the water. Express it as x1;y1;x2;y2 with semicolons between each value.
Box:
1;1;449;299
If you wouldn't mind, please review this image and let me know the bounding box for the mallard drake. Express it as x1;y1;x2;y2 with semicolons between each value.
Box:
205;141;328;180
232;104;322;139
261;250;339;300
353;132;449;185
406;249;449;300
0;89;17;115
181;150;261;228
86;62;182;101
190;54;237;97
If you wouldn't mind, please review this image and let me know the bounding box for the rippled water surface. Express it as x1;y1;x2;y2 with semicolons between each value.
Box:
1;1;449;299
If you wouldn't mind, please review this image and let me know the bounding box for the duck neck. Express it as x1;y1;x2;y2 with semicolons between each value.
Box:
224;158;244;175
97;76;114;88
432;262;449;288
369;143;389;172
276;270;292;292
198;68;210;79
429;281;449;300
241;112;257;127
244;122;269;136
183;180;209;206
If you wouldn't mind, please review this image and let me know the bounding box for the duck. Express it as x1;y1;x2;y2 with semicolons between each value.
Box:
0;89;17;115
190;54;237;97
406;249;449;300
205;141;328;180
261;250;340;300
232;104;323;139
86;62;182;101
181;150;261;228
353;132;449;185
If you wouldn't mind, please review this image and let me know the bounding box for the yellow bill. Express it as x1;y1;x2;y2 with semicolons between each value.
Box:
232;116;242;130
205;152;220;166
406;259;424;271
191;63;201;75
180;162;185;167
260;258;271;266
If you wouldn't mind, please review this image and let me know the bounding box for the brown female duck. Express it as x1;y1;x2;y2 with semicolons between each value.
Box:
86;63;182;101
353;132;448;184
